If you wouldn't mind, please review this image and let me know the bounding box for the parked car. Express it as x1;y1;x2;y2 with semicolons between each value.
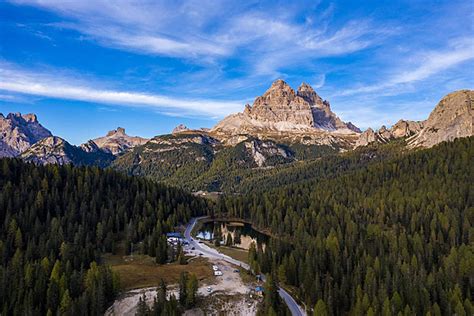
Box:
191;247;195;250
233;269;239;273
207;287;212;293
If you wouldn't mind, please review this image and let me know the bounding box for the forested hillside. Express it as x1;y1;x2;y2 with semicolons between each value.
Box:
234;140;408;194
218;137;474;315
0;159;207;315
111;132;338;193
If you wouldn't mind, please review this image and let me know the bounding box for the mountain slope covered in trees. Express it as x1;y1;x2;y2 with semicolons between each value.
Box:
112;132;337;192
217;137;474;315
0;159;207;315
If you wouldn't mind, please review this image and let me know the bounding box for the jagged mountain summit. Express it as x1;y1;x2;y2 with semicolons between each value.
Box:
2;84;472;194
356;120;424;147
356;90;473;148
21;136;114;167
0;113;52;157
211;80;360;146
91;127;149;155
172;124;189;134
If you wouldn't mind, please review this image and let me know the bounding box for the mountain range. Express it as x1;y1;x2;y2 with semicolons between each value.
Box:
1;80;472;191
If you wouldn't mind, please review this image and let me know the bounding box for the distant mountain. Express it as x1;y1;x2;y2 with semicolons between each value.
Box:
172;124;189;134
21;136;114;167
356;90;473;148
0;113;52;157
111;130;330;191
3;85;472;193
91;127;149;155
112;87;473;192
408;90;473;148
356;120;424;147
211;80;360;147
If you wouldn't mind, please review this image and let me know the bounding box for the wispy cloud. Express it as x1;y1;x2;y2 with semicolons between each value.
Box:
11;0;390;72
5;0;473;133
15;23;54;41
215;13;394;76
0;63;243;118
12;0;233;59
338;37;474;96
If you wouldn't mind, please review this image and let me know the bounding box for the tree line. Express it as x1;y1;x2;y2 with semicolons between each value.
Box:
0;159;208;315
135;272;199;316
219;137;473;315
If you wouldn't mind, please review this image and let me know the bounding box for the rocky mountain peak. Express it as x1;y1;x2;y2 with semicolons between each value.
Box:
172;124;189;134
92;127;148;155
408;90;473;148
269;79;292;91
211;80;360;147
22;113;38;122
0;112;52;157
6;112;21;120
297;82;324;107
254;79;296;109
106;127;126;137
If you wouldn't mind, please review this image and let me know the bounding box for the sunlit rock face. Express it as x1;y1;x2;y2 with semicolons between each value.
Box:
91;127;149;155
0;112;52;157
211;80;360;148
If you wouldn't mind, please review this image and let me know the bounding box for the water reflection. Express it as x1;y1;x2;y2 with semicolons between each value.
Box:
196;221;268;250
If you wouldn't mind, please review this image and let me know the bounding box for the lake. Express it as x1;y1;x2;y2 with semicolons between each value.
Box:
196;220;268;250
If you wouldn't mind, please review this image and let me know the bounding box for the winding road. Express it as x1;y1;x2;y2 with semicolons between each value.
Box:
184;217;306;316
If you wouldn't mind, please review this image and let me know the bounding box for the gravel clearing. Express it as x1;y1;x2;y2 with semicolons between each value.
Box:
106;258;259;315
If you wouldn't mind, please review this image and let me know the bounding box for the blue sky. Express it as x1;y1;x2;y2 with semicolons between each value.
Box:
0;0;473;144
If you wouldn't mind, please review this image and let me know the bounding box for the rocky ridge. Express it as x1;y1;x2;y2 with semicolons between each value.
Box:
21;136;114;167
408;90;473;148
356;90;473;148
2;86;472;179
356;120;424;147
0;113;52;157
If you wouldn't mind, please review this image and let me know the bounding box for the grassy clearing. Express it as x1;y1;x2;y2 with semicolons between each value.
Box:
103;254;213;290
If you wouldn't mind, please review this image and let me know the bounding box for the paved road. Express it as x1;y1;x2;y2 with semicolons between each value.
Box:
184;217;306;316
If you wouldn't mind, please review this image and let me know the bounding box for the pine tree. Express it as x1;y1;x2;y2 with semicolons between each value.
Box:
314;299;328;316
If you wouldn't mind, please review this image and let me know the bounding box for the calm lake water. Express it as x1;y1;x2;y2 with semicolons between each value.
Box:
196;221;268;250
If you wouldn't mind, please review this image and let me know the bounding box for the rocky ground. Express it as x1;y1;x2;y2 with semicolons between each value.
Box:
106;258;260;316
